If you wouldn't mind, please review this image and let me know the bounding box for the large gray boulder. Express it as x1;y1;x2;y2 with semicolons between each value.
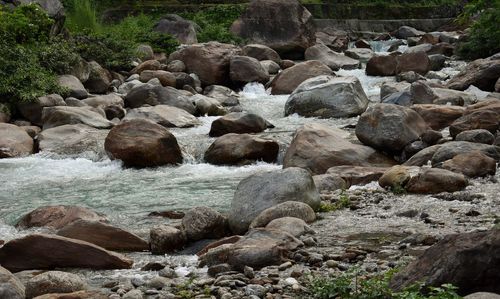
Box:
123;105;200;128
57;75;88;99
304;43;360;71
124;84;196;115
81;94;124;110
230;0;316;59
37;124;107;157
249;201;316;228
228;167;320;234
17;94;66;126
209;112;272;137
229;55;270;85
241;44;282;64
0;123;34;158
270;60;333;95
84;61;112;94
41;106;113;130
285;75;369;118
284;123;395;175
26;271;87;299
154;14;198;44
181;207;228;241
355;104;428;153
0;266;25;299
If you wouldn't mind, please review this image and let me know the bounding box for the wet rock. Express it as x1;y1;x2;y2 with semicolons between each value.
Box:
197;236;242;257
26;271;87;298
169;42;240;86
456;129;494;145
123;105;200;128
397;71;425;84
260;60;281;75
406;168;467;194
366;55;397;76
37;124;108;157
270;60;333;95
57;75;88;99
378;165;420;189
449;110;499;138
0;234;133;272
104;119;182;168
131;60;161;74
150;225;187;254
285;75;369;118
394;26;425;39
411;104;465;130
204;85;240;107
154;14;197;44
356;103;428;153
428;54;446;71
242;44;282;64
139;70;176;87
380;81;410;100
390;228;500;295
382;91;413;106
304;43;360;71
230;55;270;85
249;201;316;228
441;151;496;178
403;140;428;159
396;52;431;75
327;166;389;186
199;228;303;270
410;81;437;104
284;123;395;174
84;61;112;94
431;141;500;165
17;94;66;126
57;220;148;252
265;217;313;237
182;207;228;241
312;174;348;193
421;129;443;145
192;94;228;116
0;123;34;158
231;0;315;59
344;48;375;63
0;265;25;299
447;58;500;91
228;167;320;234
124;84;196;114
433;88;476;106
41;106;113;130
204;133;279;166
209;112;272;137
16;205;107;230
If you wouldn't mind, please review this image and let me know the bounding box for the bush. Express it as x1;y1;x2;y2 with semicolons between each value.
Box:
457;0;500;59
38;37;81;75
0;4;53;44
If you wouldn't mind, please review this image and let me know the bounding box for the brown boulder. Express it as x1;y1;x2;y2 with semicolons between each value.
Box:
16;205;107;230
366;55;397;76
327;166;389;186
33;290;108;299
229;55;270;85
406;168;467;194
84;61;112;94
447;58;500;91
0;265;25;299
26;271;87;299
441;151;496;178
131;60;161;75
0;234;133;272
204;134;279;165
396;52;431;75
104;119;183;168
241;44;282;64
57;220;149;252
150;225;186;254
411;104;465;130
270;60;332;95
17;94;66;126
0;123;34;158
139;70;176;87
209;112;271;137
449;110;500;138
304;43;360;71
181;207;228;241
284;123;395;175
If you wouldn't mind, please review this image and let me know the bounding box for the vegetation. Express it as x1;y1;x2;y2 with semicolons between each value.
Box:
457;0;500;59
308;269;462;299
319;191;351;212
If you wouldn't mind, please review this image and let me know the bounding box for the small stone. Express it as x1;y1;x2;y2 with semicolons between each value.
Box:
284;277;298;286
131;277;145;287
308;253;323;265
278;262;292;271
147;276;170;289
302;237;317;246
245;284;267;297
141;262;166;271
159;267;177;279
337;263;350;271
244;266;255;279
325;260;338;268
465;210;481;217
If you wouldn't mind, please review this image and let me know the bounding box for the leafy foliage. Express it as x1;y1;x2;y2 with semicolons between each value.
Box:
457;0;500;59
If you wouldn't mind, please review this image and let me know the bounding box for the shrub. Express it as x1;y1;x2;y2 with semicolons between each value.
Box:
38;37;81;75
0;4;53;44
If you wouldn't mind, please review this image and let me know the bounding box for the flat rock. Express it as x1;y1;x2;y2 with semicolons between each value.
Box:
123;105;200;128
16;205;107;230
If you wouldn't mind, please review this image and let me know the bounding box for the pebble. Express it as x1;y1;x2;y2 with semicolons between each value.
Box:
325;260;338;268
302;237;317;246
278;261;292;271
245;284;267;297
244;266;255;279
284;277;298;286
131;277;145;287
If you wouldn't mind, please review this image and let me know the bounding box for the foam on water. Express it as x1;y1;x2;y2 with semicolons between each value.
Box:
336;68;394;101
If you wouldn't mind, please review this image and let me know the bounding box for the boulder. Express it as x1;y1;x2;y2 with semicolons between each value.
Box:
249;201;316;228
81;94;123;110
153;14;197;44
396;52;431;75
204;85;240;107
57;75;88;99
199;228;303;270
327;166;389;186
104;119;183;168
84;61;112;94
410;81;437;104
265;217;313;237
356;104;428;153
428;54;447;71
284;123;395;174
150;225;186;254
380;82;411;100
26;271;87;299
464;293;500;299
168;42;241;86
382;91;413;106
441;151;496;178
304;43;360;71
136;44;154;60
230;0;316;59
433;88;477;106
403;144;442;166
285;75;369;118
192;94;228;116
456;129;495;145
465;98;500;115
0;123;34;158
344;48;375;63
229;55;270;85
394;26;425;39
32;290;108;299
312;174;348;193
204;133;279;165
123;105;200;128
406;168;467;194
430;141;500;165
181;207;228;241
230;167;321;234
447;58;500;91
139;70;176;87
167;60;186;73
131;60;161;75
411;104;465;130
16;205;107;230
0;266;25;299
37;124;108;157
41;106;113;130
316;29;349;52
260;60;281;75
241;44;282;64
209;112;271;137
124;84;196;114
449;110;500;138
366;55;397;76
379;165;419;190
390;229;500;295
17;94;66;126
270;60;333;95
57;220;149;252
0;234;133;272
